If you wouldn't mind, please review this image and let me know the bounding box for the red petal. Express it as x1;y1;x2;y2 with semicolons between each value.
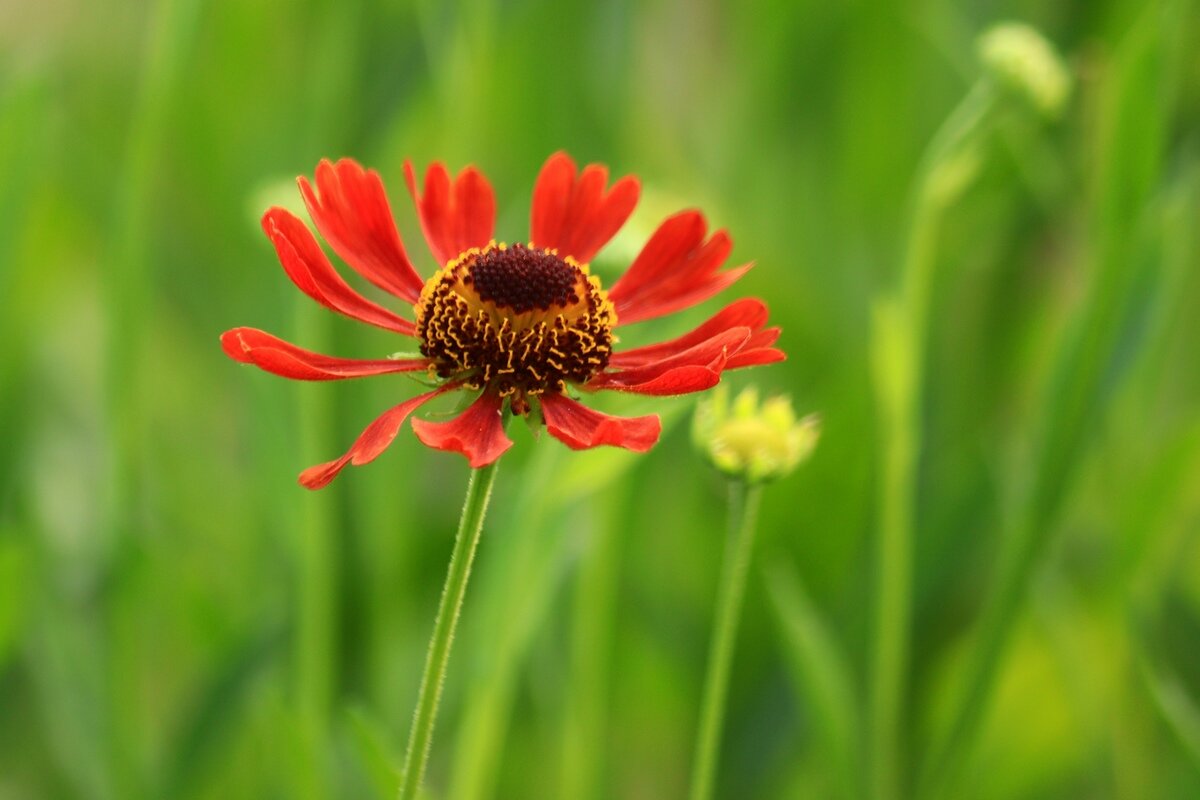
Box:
540;392;661;452
263;208;416;335
221;327;429;381
608;212;749;325
725;347;787;369
593;327;750;388
610;299;769;368
743;326;781;350
530;153;574;250
615;263;754;326
529;152;639;264
721;327;784;369
608;211;707;302
411;392;513;468
404;161;496;265
298;159;425;303
298;387;448;489
595;365;724;396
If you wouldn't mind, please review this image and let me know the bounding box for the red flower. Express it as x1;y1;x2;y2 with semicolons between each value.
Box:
222;153;784;488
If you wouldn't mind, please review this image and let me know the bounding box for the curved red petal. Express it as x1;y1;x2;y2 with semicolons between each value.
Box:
263;208;416;335
298;387;449;489
610;299;769;368
615;263;754;326
529;152;639;264
529;152;575;253
609;212;750;325
404;161;496;265
593;365;724;396
221;327;429;381
576;175;639;264
725;347;787;369
298;159;425;303
608;211;708;303
453;167;497;258
595;327;750;388
540;392;661;452
743;326;781;350
411;391;513;468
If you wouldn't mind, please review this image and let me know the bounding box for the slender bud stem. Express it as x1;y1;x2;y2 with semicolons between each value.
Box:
689;481;764;800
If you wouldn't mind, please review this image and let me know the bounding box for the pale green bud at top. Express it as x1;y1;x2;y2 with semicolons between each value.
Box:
977;22;1070;117
693;385;820;484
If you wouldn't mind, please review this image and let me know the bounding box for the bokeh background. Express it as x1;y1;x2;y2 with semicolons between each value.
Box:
3;0;1200;798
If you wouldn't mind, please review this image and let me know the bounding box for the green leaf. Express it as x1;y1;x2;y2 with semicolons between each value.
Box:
765;560;861;800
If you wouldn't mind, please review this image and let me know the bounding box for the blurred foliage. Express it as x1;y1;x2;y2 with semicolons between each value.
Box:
1;0;1199;798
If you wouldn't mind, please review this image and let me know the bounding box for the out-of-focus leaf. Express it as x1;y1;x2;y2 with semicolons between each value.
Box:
157;622;287;798
0;533;31;669
765;560;860;800
343;706;400;800
1136;633;1200;770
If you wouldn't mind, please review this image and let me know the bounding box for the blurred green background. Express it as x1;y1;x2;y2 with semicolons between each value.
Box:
3;0;1200;797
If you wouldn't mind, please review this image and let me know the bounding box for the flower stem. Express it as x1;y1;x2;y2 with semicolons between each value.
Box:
560;488;626;800
398;459;502;800
689;480;763;800
867;80;993;800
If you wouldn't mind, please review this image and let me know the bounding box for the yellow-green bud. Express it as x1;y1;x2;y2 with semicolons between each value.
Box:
693;385;820;484
977;22;1070;118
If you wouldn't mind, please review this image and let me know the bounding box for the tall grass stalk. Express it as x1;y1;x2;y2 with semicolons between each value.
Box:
920;9;1185;797
292;306;334;797
560;489;626;800
766;562;861;799
868;81;992;800
289;5;360;793
106;1;199;795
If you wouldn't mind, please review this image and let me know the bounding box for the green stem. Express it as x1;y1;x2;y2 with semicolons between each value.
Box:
289;6;359;793
560;489;625;800
447;445;561;800
689;481;763;800
106;1;198;796
868;80;993;800
398;458;503;800
293;305;333;800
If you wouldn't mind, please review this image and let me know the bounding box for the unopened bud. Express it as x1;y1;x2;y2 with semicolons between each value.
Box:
978;22;1070;117
693;385;820;484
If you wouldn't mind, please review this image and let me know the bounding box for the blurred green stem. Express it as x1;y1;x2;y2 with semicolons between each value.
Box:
922;10;1183;795
106;0;198;796
689;481;763;800
290;5;358;793
293;305;333;800
560;489;626;800
868;80;991;800
399;457;503;800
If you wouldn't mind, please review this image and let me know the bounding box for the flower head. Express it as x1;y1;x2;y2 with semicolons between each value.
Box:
693;385;819;483
977;22;1070;118
223;153;784;488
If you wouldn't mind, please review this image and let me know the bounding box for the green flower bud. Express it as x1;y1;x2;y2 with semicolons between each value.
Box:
977;22;1070;118
693;385;820;484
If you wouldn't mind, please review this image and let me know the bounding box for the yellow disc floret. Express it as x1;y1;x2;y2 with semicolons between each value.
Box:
415;243;616;414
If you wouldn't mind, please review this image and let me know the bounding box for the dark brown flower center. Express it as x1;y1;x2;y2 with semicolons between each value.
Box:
464;244;580;313
415;243;616;413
